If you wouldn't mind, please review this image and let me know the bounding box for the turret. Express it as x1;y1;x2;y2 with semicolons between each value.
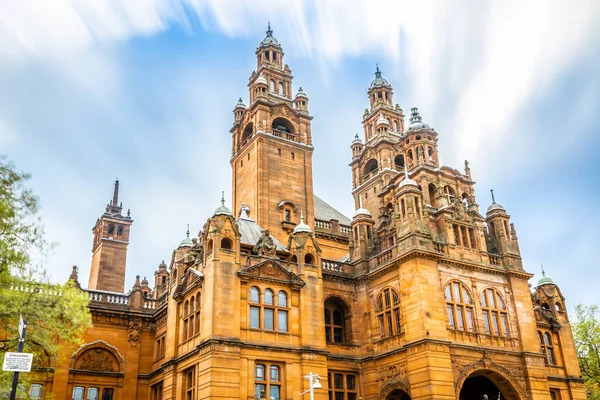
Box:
350;197;375;262
485;190;520;258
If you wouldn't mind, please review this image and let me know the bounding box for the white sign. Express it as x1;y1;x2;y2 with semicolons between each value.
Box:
2;352;33;372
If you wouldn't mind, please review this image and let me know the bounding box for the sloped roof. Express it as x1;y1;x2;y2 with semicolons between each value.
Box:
236;217;288;252
313;195;351;225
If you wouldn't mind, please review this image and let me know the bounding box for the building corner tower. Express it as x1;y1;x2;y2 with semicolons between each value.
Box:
88;180;133;292
230;24;315;245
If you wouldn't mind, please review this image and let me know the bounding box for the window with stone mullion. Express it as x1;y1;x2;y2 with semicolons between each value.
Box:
480;288;509;336
445;281;475;332
328;372;358;400
249;286;288;332
376;288;402;338
255;363;282;399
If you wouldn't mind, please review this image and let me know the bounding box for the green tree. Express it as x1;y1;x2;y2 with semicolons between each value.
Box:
0;156;91;395
574;304;600;400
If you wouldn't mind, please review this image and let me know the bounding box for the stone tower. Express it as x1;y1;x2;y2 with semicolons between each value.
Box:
88;180;133;292
230;24;314;245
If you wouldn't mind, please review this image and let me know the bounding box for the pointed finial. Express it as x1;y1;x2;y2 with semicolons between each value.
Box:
490;189;496;204
541;265;545;276
266;22;273;36
409;107;422;123
300;209;304;224
375;64;382;78
221;191;225;207
186;224;190;237
112;179;120;206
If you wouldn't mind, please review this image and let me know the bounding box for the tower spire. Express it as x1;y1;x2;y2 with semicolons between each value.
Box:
490;189;496;204
112;179;119;206
266;22;273;37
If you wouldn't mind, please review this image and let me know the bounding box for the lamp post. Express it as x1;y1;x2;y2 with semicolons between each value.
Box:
301;372;322;400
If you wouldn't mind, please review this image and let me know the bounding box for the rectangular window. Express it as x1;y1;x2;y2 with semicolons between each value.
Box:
447;305;455;328
334;374;343;389
88;388;99;400
185;367;195;400
291;152;295;160
278;310;288;332
102;388;114;400
151;383;163;400
264;309;274;330
378;315;385;336
457;305;465;330
255;384;266;399
500;314;509;336
250;306;260;328
492;312;500;335
466;308;474;331
483;312;491;334
270;386;280;400
72;386;85;400
255;363;282;400
328;372;359;400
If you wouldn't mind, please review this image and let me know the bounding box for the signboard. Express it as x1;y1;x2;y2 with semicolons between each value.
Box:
2;352;33;372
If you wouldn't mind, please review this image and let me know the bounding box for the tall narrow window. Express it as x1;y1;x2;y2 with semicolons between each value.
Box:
185;367;196;400
270;80;275;93
375;288;401;338
278;82;284;96
540;331;556;365
88;388;99;400
445;281;475;332
255;363;282;399
72;387;85;400
480;288;509;336
182;292;202;341
324;300;346;344
102;388;114;400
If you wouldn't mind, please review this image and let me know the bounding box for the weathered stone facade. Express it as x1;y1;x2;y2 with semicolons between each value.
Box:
30;26;585;400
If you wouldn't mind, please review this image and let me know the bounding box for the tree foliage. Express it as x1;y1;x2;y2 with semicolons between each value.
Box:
574;304;600;400
0;156;91;395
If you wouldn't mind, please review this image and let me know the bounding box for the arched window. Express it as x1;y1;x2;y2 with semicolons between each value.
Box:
539;331;556;365
278;82;284;96
270;80;275;93
428;184;437;208
394;155;405;169
108;224;115;235
221;237;233;250
376;288;401;337
207;239;213;253
249;287;289;332
427;146;435;163
364;159;378;177
407;150;414;166
242;122;254;144
555;302;563;312
278;291;287;307
324;299;346;344
480;288;509;336
393;120;398;132
304;254;314;265
272;117;294;134
444;281;475;332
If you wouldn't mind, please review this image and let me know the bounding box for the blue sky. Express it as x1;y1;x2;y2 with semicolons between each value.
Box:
1;1;599;312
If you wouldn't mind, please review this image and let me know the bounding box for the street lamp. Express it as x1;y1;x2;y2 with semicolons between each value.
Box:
300;372;322;400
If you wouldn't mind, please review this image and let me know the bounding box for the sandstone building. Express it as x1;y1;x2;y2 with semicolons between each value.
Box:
30;26;585;400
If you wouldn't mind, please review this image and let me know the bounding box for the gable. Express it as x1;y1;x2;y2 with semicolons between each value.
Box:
237;259;305;289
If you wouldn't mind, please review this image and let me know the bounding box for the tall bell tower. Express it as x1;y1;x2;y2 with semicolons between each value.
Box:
230;24;314;244
88;180;133;293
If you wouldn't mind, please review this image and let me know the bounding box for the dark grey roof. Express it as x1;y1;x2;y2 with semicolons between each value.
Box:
314;195;351;225
236;217;288;252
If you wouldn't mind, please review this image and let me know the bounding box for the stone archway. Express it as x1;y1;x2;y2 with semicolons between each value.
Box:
456;361;525;400
379;379;411;400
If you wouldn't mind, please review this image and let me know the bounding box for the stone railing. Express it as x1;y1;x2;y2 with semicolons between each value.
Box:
144;299;160;310
322;260;346;275
433;241;449;255
271;129;298;142
489;254;501;266
314;219;351;239
376;246;397;265
86;290;129;305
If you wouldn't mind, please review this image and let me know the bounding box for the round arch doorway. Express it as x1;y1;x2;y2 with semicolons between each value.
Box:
386;389;411;400
459;370;521;400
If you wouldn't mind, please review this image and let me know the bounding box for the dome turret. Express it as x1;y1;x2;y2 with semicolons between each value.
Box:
214;192;233;217
406;107;431;132
486;189;506;213
352;196;371;219
538;266;554;286
370;64;390;88
295;87;308;98
398;168;419;189
235;98;246;109
293;211;312;234
179;226;193;247
352;134;362;145
259;23;280;47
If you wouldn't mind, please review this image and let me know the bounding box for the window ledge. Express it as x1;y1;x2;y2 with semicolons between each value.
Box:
248;328;290;335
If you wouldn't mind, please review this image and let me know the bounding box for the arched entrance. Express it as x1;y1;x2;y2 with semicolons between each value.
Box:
458;369;522;400
386;389;411;400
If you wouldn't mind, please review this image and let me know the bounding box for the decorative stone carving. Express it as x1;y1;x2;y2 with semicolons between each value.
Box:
77;349;115;372
183;238;203;267
128;319;142;347
253;229;277;256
